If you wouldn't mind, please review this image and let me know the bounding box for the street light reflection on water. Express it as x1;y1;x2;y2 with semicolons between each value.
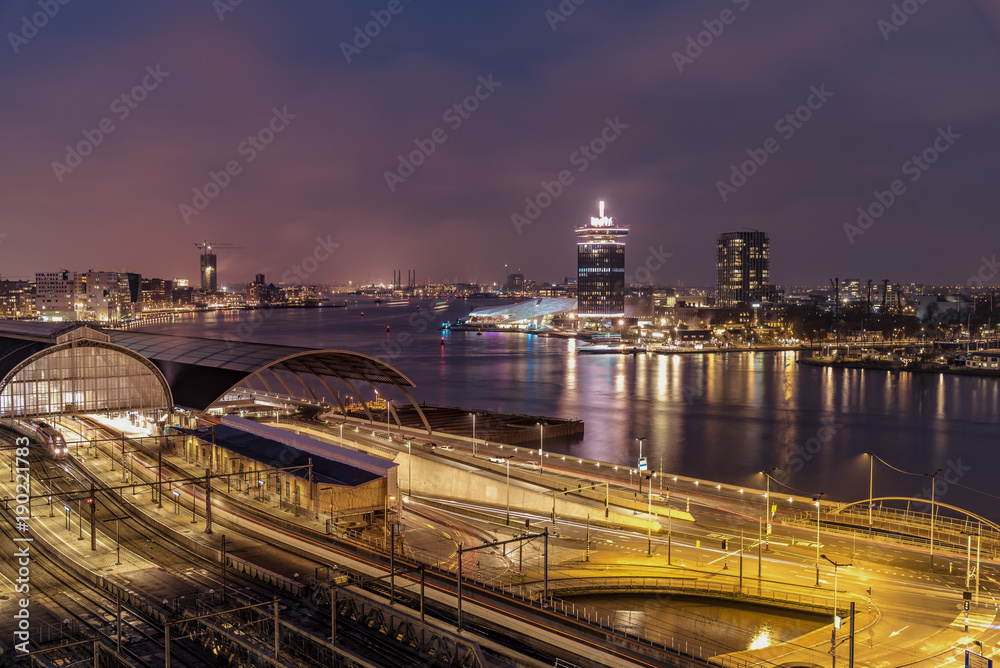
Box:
566;595;823;654
747;622;774;650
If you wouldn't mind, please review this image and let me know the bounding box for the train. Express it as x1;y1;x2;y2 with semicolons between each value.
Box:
8;419;69;459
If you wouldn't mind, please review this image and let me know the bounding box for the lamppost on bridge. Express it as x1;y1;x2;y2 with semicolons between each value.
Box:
925;467;942;571
471;412;477;458
821;554;852;667
406;440;412;496
645;474;653;556
761;467;779;551
813;492;825;586
865;452;874;535
505;455;511;526
536;422;544;474
636;436;646;494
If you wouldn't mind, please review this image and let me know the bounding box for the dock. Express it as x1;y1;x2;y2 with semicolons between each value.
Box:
338;403;584;445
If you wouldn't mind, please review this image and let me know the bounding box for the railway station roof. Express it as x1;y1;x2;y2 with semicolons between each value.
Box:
0;320;428;431
106;331;418;411
176;423;384;487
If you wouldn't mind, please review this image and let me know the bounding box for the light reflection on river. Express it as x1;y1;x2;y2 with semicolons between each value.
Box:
139;300;1000;519
565;594;823;653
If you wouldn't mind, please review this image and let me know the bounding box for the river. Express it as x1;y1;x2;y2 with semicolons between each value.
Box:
137;299;1000;520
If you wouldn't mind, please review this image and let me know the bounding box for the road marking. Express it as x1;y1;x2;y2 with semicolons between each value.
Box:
889;625;909;637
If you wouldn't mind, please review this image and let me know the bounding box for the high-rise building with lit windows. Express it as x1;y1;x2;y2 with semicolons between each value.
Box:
201;251;218;292
576;201;629;317
716;231;769;307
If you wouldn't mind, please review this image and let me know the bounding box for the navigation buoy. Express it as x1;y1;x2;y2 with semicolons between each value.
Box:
386;325;391;333
441;336;445;345
361;312;364;318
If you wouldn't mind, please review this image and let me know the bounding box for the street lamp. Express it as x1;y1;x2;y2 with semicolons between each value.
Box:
761;467;778;551
865;452;874;535
821;554;852;665
635;436;646;493
645;475;653;556
505;456;511;526
537;423;544;473
813;493;825;586
471;412;477;458
925;467;942;570
406;441;412;496
665;487;672;565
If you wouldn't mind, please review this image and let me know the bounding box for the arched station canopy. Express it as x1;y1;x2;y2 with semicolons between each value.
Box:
108;331;432;433
0;322;172;418
0;321;429;432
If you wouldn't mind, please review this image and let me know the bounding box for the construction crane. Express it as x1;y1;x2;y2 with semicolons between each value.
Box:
194;241;243;292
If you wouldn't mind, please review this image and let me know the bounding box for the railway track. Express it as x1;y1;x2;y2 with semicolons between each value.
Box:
26;419;697;667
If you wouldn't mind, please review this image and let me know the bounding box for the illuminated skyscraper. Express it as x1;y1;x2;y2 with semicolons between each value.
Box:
200;250;218;292
576;201;629;317
716;231;769;307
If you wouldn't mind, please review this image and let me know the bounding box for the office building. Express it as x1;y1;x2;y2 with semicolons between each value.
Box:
576;201;628;318
716;231;769;307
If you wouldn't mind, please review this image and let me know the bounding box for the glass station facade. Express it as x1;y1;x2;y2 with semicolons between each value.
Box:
0;334;171;418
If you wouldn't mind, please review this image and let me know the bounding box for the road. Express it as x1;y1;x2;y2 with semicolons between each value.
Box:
298;414;1000;666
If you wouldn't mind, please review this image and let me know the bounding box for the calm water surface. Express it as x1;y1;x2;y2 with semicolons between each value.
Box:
566;594;824;654
139;300;1000;518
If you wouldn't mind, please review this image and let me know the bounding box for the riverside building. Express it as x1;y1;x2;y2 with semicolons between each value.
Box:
576;201;629;320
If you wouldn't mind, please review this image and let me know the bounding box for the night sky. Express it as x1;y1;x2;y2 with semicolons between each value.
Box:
0;1;997;288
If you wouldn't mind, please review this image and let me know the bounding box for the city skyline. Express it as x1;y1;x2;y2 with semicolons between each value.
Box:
1;3;998;286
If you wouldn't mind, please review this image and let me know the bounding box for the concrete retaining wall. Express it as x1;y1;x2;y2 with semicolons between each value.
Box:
396;452;663;532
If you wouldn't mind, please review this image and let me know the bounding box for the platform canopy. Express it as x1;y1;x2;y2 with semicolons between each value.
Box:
108;331;431;432
0;320;430;432
0;324;172;418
